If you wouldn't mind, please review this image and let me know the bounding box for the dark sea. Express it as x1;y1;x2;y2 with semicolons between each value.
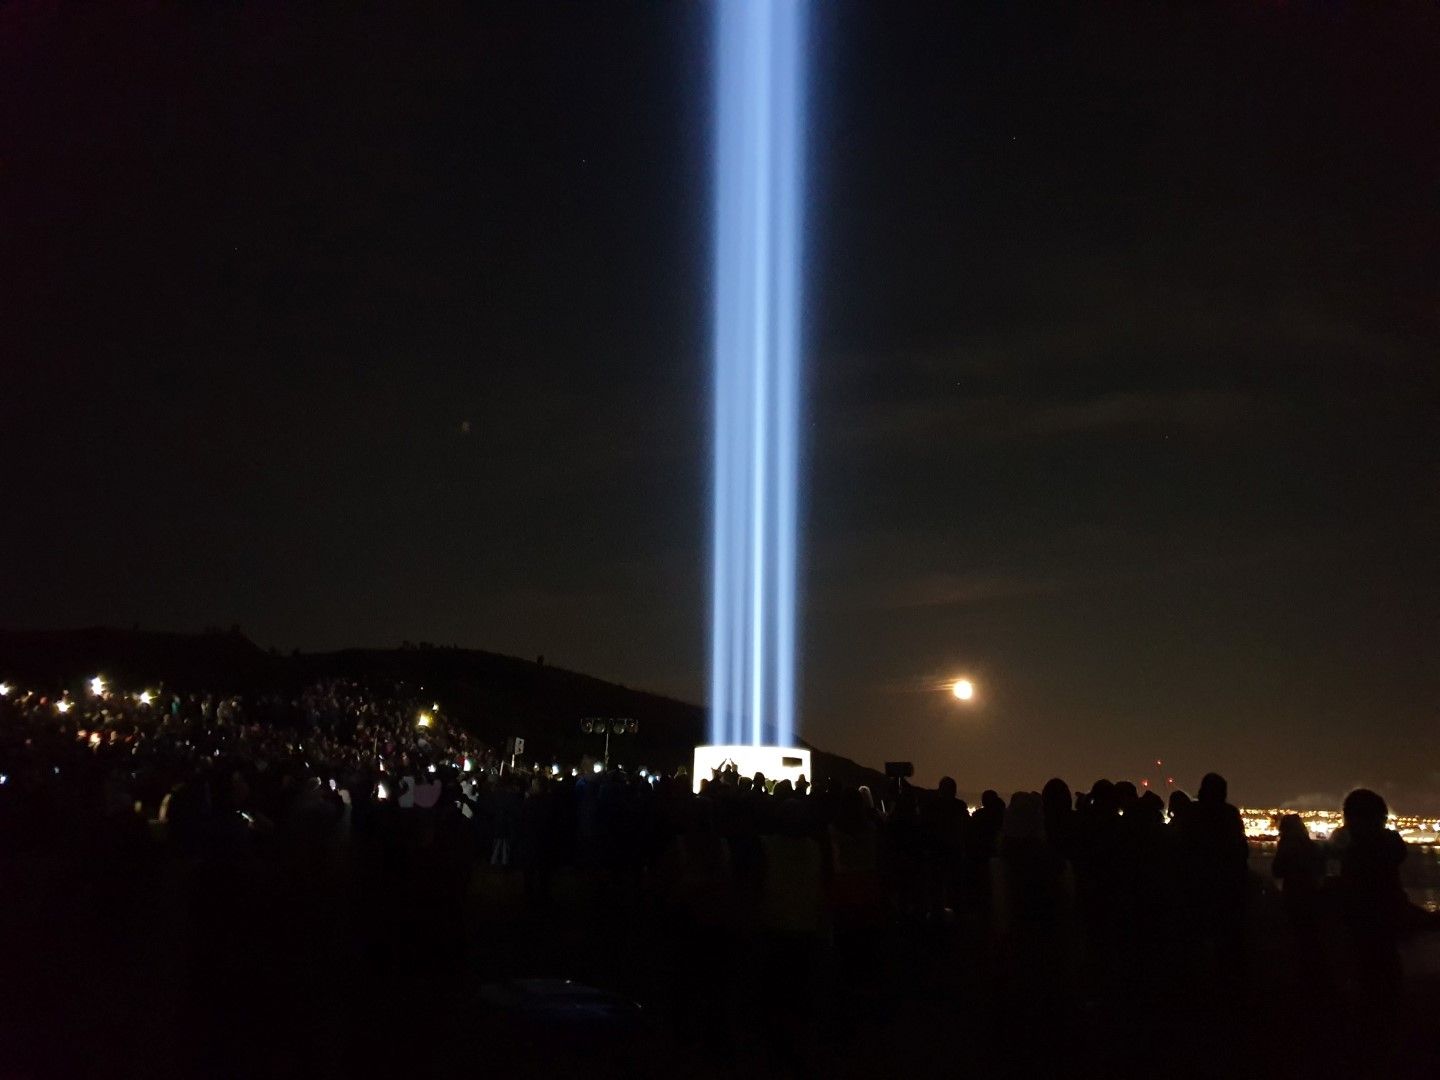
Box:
1250;840;1440;912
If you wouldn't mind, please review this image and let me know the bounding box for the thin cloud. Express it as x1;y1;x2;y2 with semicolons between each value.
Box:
833;388;1259;454
819;569;1071;613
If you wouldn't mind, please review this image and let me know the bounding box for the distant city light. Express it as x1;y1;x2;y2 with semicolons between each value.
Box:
593;761;604;774
0;682;12;696
1236;807;1440;845
88;675;106;696
416;712;433;728
56;699;73;714
138;690;154;706
951;678;975;701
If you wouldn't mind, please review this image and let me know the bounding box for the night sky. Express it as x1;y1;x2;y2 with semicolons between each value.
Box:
3;3;1436;809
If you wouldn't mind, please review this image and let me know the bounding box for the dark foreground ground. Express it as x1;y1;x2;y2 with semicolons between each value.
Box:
4;829;1439;1080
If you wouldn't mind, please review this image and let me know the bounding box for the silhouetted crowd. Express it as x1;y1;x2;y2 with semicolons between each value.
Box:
0;679;491;851
0;677;1432;1029
679;766;1430;1010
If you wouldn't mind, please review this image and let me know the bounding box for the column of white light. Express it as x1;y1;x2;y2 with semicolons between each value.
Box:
710;0;805;748
709;1;739;744
747;3;772;748
771;0;804;748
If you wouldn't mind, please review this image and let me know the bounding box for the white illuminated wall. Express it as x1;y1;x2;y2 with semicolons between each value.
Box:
692;744;811;795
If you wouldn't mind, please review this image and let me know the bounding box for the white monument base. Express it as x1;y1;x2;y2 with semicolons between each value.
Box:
692;744;811;794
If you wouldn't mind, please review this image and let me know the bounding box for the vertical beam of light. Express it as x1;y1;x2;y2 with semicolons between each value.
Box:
709;1;806;748
772;2;803;751
746;4;771;749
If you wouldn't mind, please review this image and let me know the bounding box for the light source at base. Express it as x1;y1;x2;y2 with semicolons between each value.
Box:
692;744;811;795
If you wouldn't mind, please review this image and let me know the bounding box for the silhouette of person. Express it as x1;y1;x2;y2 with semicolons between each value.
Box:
1334;788;1407;1001
1136;789;1165;825
1041;777;1075;859
971;789;1006;860
1179;772;1249;980
1273;814;1324;913
1273;813;1327;987
923;776;966;916
1167;789;1192;826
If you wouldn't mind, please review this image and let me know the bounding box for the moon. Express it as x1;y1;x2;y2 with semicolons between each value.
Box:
951;678;975;701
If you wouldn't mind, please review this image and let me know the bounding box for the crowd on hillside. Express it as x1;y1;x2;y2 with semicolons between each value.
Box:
0;677;492;848
0;675;1428;1012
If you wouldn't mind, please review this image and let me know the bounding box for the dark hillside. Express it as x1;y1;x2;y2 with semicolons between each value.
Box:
0;627;882;786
